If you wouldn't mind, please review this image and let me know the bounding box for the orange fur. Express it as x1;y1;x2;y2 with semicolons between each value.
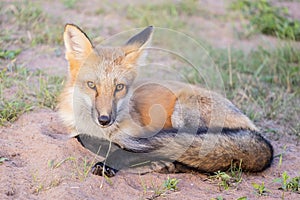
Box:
121;45;146;69
64;24;94;84
130;84;176;130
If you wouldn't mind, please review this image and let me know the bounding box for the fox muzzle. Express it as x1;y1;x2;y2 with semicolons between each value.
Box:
98;115;111;126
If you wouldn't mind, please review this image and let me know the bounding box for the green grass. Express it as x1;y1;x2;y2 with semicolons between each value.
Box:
273;171;300;199
236;197;248;200
274;171;300;192
209;160;243;190
286;176;300;192
36;75;64;110
62;0;78;9
209;45;300;93
182;43;300;136
210;171;232;190
0;65;64;126
163;176;180;191
231;0;300;41
144;176;180;200
48;156;97;181
252;181;269;196
0;157;8;164
0;0;65;126
0;49;21;59
31;156;96;194
0;1;62;47
125;0;199;29
0;100;33;126
31;158;73;194
211;196;224;200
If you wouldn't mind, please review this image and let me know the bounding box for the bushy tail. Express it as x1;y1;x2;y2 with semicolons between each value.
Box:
77;128;273;173
177;129;273;172
123;128;273;173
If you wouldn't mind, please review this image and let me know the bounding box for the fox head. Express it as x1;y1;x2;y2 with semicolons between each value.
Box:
63;24;153;128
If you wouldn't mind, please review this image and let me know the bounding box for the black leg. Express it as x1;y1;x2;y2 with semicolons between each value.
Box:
76;134;152;176
91;162;118;177
76;134;176;176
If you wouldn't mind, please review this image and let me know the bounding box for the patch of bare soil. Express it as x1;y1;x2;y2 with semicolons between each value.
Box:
0;109;299;200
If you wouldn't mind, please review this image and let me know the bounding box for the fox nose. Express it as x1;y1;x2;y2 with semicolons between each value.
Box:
98;115;111;126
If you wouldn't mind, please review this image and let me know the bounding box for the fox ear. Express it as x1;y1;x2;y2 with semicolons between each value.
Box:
122;26;153;67
63;24;93;75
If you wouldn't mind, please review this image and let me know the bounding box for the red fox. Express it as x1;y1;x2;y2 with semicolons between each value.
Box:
58;24;273;177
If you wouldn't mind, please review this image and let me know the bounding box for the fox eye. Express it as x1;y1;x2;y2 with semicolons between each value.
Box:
87;81;96;90
115;84;125;92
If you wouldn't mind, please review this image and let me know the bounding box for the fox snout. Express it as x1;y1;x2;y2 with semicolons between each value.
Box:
92;93;117;127
98;115;111;126
94;109;116;128
94;110;116;127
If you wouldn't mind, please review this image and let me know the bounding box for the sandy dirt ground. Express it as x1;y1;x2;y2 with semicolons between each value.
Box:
1;0;299;199
0;110;299;199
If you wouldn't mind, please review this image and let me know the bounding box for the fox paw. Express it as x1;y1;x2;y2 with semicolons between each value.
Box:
91;162;118;177
150;161;177;173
